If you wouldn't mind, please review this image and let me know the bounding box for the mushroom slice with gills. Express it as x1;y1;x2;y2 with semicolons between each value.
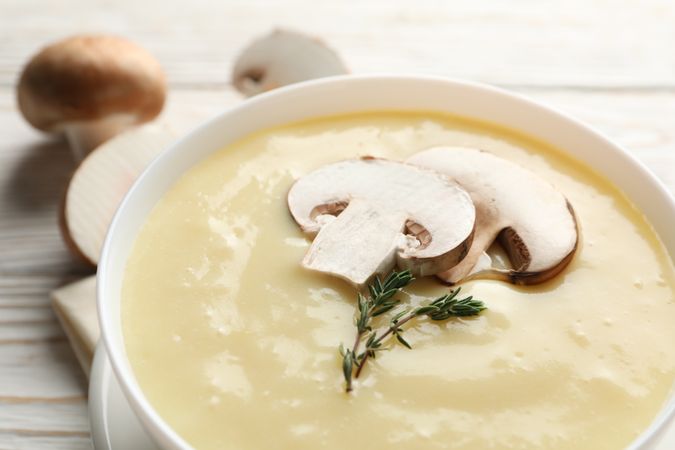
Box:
287;158;475;286
60;124;176;266
232;29;348;97
407;147;579;285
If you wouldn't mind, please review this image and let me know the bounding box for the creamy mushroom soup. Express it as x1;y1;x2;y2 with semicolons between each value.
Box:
122;112;675;450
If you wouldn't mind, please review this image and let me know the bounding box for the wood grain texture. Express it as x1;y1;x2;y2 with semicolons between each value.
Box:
3;0;675;89
0;342;87;398
1;0;675;448
0;432;92;450
0;402;89;435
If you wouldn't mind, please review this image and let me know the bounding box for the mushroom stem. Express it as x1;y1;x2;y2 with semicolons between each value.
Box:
63;115;136;161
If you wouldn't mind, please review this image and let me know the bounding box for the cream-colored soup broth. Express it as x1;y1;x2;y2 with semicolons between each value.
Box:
122;112;675;449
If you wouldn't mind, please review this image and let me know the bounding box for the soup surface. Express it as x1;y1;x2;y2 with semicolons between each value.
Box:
122;112;675;450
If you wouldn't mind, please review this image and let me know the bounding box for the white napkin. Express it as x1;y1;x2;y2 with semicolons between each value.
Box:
51;276;98;377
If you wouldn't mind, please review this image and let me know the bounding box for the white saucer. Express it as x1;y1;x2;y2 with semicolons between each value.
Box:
89;344;158;450
88;344;675;450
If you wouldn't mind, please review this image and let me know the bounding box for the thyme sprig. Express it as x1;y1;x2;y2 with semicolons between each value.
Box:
340;270;413;392
340;270;487;393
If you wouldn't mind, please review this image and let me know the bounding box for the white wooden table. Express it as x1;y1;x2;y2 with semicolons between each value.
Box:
1;1;674;448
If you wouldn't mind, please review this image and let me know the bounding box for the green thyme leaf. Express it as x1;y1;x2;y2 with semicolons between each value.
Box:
341;269;486;393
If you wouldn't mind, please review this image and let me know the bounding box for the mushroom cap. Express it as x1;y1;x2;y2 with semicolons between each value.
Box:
17;35;166;132
232;29;348;97
288;157;475;285
60;124;176;265
407;147;579;285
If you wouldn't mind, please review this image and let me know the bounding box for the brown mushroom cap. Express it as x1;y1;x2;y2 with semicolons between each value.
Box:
17;35;166;133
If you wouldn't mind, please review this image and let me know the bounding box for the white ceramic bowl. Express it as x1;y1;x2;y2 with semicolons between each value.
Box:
98;75;675;450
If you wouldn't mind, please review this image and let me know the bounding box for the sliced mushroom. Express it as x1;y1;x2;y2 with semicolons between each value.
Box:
288;157;475;286
17;35;166;160
60;124;176;265
232;29;348;97
407;147;579;285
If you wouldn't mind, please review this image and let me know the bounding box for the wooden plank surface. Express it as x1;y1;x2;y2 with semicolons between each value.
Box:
1;0;675;449
2;0;675;89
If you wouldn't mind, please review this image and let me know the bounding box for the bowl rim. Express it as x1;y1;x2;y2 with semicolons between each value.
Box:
98;74;675;450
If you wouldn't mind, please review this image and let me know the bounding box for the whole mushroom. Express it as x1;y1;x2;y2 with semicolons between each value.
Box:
17;35;166;160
